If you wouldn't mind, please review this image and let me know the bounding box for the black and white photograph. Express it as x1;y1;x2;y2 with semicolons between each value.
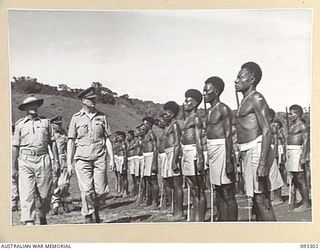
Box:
8;9;312;226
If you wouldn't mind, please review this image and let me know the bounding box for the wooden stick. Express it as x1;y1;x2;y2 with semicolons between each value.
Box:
171;190;174;213
248;197;251;222
235;87;240;108
159;184;163;208
210;184;214;222
288;177;292;205
187;185;191;222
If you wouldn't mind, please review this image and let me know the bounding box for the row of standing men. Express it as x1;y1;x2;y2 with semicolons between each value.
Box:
12;61;310;225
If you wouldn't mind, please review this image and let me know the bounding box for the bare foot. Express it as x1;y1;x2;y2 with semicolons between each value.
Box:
293;204;311;212
271;199;283;206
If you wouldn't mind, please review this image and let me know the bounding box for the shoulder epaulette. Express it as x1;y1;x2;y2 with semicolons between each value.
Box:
15;117;26;126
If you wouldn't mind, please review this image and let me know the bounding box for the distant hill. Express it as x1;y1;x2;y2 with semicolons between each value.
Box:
10;77;167;135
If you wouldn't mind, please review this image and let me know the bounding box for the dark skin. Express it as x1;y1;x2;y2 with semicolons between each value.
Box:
156;116;170;209
182;96;206;222
136;126;146;205
270;121;284;204
235;67;276;221
287;109;310;211
141;121;159;208
127;133;139;196
163;110;183;218
203;82;238;221
112;137;121;192
117;134;128;196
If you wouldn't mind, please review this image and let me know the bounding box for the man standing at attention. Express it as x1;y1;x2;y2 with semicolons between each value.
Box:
268;109;285;205
235;62;277;221
12;96;59;225
203;76;238;221
141;117;159;208
163;101;184;219
127;130;140;197
155;114;169;209
117;131;129;197
287;104;310;212
181;89;207;222
67;87;114;223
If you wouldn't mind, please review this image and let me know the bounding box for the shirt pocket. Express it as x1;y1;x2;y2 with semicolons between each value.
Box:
38;125;49;143
93;120;104;140
76;122;89;139
20;128;30;145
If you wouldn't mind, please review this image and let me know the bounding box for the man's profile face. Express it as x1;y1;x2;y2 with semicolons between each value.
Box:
203;83;216;103
158;116;167;128
289;109;300;123
163;110;174;123
127;133;133;140
235;68;254;92
184;97;197;111
143;120;152;130
82;97;97;108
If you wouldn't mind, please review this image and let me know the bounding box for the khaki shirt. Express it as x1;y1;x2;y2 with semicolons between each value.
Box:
12;116;52;152
68;108;111;160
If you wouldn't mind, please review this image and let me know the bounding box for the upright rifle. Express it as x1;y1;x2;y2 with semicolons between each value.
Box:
182;103;191;221
285;106;293;207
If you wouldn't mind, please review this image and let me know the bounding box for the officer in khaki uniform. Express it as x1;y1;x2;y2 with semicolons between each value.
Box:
67;87;114;224
12;96;58;225
50;116;71;215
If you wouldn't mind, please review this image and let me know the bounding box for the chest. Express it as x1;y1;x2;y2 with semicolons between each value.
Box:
20;120;48;136
207;109;222;124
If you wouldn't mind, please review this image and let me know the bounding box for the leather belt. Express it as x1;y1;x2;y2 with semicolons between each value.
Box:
20;148;48;156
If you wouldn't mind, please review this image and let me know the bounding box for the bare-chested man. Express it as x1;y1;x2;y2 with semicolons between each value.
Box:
163;101;184;219
203;76;238;221
274;121;287;185
116;131;128;197
269;109;285;205
155;114;170;209
287;104;310;212
127;130;140;197
235;62;279;221
112;136;121;193
141;117;159;208
181;89;207;222
136;125;146;205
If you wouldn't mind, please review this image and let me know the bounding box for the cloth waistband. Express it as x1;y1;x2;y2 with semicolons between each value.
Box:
117;155;124;160
207;138;225;146
182;144;196;150
143;152;154;157
138;155;144;160
238;135;262;152
164;146;174;153
128;155;139;160
20;148;48;156
159;152;167;157
287;145;302;150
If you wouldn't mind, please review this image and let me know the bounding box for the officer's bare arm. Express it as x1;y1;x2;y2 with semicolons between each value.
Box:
12;146;19;176
106;138;114;167
67;139;75;169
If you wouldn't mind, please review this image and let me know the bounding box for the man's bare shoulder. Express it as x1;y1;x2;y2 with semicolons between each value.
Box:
219;102;232;115
298;121;307;131
251;91;267;104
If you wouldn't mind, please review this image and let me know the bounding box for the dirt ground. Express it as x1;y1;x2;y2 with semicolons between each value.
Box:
12;172;312;225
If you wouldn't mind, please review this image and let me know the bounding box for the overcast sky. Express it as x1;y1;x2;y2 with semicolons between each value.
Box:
8;9;312;111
